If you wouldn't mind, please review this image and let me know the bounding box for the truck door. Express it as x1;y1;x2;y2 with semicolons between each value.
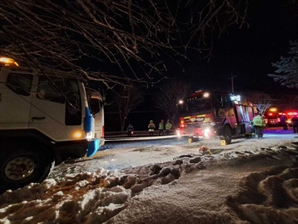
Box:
29;76;82;141
0;71;33;129
235;105;254;133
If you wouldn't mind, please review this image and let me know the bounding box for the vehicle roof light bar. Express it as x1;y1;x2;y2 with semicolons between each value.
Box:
0;57;19;67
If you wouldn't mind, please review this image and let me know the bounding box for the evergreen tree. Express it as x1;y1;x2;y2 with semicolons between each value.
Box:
268;41;298;88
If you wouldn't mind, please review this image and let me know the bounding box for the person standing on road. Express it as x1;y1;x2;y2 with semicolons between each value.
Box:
165;119;172;135
158;119;165;135
148;120;155;136
126;124;134;137
252;113;266;139
291;115;298;133
280;114;288;130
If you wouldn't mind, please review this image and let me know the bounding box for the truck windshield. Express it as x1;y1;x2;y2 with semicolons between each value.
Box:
182;97;212;113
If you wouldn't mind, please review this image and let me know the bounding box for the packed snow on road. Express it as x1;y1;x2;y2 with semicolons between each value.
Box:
1;132;298;224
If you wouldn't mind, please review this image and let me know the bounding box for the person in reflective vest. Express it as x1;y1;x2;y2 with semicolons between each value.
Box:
252;113;266;139
165;119;172;135
148;120;155;136
158;119;165;135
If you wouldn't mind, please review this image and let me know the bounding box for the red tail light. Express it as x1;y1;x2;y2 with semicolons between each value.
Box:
102;126;105;137
180;120;185;128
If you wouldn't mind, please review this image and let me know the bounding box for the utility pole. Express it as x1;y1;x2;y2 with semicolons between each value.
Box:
229;71;237;94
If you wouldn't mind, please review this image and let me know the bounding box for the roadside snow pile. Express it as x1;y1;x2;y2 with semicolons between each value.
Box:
227;166;298;223
0;142;298;224
0;164;183;224
112;144;298;224
0;169;133;224
120;142;298;183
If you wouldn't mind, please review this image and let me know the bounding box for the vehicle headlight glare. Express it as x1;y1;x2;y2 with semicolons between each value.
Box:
86;132;93;140
204;128;210;137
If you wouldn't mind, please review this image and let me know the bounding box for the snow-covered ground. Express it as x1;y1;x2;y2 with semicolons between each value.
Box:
1;132;298;224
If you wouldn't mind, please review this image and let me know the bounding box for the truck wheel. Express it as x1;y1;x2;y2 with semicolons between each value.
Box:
223;126;232;144
0;146;54;193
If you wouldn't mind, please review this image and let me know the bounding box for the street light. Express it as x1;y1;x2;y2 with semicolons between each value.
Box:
203;92;210;98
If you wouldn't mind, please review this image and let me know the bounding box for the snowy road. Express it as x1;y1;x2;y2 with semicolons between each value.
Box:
49;131;298;180
1;130;298;224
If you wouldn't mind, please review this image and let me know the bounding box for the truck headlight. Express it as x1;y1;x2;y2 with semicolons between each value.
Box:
204;128;211;138
73;131;83;139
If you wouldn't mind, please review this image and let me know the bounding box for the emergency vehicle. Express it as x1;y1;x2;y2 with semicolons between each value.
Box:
177;90;256;144
265;109;282;127
0;57;105;193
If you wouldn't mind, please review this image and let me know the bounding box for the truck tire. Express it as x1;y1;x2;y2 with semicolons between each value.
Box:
223;125;232;144
0;144;54;194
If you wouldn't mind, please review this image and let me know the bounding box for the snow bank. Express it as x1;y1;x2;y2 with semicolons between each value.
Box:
109;144;298;224
0;169;133;224
227;166;298;224
0;140;298;224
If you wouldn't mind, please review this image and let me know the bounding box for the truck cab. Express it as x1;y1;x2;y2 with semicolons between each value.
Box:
177;90;256;144
0;57;104;193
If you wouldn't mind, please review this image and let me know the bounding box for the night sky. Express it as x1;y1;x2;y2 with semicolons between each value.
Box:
95;1;298;96
170;0;298;95
106;0;298;131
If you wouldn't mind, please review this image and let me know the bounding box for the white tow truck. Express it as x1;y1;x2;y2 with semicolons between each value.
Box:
0;57;105;193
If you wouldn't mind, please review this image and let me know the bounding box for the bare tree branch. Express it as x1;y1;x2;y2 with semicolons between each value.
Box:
0;0;248;89
243;92;273;115
113;85;144;131
154;79;191;128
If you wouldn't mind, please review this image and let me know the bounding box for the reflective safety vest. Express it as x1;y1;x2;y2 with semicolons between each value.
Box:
148;123;155;131
158;122;164;130
253;115;265;127
165;122;172;130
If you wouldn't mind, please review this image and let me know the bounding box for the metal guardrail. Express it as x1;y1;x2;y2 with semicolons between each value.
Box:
105;130;175;138
103;127;294;143
104;130;178;142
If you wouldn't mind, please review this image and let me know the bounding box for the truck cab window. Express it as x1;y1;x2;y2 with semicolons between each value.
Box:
6;73;33;96
64;79;82;125
65;79;81;109
37;76;65;104
90;98;101;115
86;89;103;115
216;96;224;107
223;96;232;108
